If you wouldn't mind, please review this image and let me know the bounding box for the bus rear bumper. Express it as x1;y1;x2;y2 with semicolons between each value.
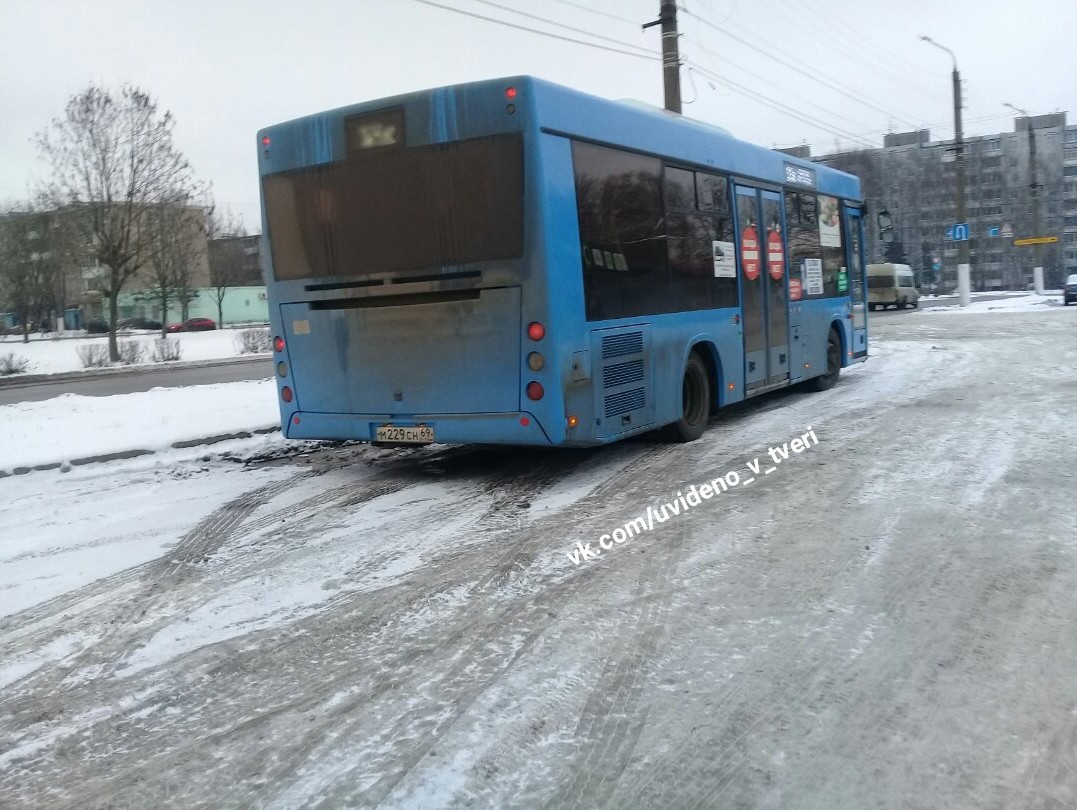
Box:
282;410;556;446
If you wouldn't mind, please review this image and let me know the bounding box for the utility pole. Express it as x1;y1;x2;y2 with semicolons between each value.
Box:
921;35;970;305
643;1;681;114
1004;103;1044;292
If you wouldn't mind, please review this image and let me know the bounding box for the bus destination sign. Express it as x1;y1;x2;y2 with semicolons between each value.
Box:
783;162;817;189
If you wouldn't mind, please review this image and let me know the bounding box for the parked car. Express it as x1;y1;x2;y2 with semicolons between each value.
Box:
1064;273;1077;306
118;317;164;331
85;319;109;334
166;317;217;333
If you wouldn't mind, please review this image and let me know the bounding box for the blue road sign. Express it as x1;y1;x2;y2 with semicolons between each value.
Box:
987;226;999;237
951;222;969;241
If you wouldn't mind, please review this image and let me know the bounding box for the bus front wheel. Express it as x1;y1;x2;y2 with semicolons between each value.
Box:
669;353;710;442
809;329;842;392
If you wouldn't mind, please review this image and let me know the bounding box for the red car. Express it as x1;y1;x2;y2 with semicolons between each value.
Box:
166;317;217;333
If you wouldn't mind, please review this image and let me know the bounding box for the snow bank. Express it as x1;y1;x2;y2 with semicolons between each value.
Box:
0;328;269;377
921;292;1066;314
1;379;280;474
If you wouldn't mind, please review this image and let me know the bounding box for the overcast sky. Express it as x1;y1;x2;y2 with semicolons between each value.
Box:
3;0;1076;231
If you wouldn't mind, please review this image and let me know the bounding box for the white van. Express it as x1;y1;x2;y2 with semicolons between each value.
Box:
867;263;920;310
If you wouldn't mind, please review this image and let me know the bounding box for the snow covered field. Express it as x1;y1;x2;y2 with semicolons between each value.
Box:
0;327;269;376
2;303;1077;808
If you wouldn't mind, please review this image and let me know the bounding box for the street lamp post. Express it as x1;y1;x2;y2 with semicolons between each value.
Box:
1004;102;1044;293
920;35;970;306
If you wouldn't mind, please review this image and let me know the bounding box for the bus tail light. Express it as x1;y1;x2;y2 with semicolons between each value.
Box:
273;336;285;352
505;86;517;100
281;386;294;403
567;415;579;428
276;361;289;377
526;381;544;401
527;352;545;371
527;321;545;341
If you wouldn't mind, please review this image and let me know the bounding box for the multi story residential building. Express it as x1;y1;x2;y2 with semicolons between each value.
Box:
802;113;1074;290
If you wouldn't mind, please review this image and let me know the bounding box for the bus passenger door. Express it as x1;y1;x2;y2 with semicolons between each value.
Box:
845;204;868;356
761;191;789;384
735;186;767;391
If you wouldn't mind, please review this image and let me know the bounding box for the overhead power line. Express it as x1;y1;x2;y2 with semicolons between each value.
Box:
683;37;881;136
545;0;639;27
467;0;653;55
408;0;659;61
681;7;927;131
686;60;878;149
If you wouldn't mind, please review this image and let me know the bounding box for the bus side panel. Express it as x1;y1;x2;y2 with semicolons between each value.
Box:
792;298;853;376
533;132;596;444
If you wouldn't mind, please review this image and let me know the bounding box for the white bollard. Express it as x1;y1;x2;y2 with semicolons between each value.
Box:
957;263;971;307
1033;266;1045;295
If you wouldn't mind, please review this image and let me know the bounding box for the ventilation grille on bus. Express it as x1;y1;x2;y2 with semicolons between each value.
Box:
602;359;644;389
604;387;646;419
599;330;646;420
601;331;643;359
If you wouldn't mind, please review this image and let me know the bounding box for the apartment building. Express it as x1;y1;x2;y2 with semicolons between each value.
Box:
805;113;1075;290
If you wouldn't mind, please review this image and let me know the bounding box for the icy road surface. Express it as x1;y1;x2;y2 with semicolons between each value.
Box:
2;307;1077;809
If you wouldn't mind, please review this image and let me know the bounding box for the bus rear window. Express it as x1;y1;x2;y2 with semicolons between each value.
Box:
263;134;523;280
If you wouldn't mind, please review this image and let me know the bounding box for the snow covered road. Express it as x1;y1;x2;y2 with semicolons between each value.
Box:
2;305;1077;808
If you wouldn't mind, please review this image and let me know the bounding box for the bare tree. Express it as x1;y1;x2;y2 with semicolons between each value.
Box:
36;85;205;360
143;200;205;337
206;206;246;327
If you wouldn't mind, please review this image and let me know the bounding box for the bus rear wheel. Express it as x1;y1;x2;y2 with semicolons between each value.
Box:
809;329;841;391
668;352;710;442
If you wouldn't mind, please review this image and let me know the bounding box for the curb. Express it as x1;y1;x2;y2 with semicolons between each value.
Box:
0;354;272;389
0;426;281;478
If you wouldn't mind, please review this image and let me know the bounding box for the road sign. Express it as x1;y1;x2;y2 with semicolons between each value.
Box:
987;226;999;238
1001;223;1014;238
1013;236;1059;246
946;223;969;241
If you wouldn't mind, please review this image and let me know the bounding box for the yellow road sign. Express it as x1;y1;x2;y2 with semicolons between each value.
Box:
1013;236;1059;246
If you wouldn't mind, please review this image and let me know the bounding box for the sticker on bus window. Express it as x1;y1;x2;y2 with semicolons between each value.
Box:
740;225;760;281
767;229;784;281
789;277;803;300
293;319;311;335
603;251;615;270
613;253;628;272
592;248;604;268
805;258;824;295
712;240;736;278
838;268;849;292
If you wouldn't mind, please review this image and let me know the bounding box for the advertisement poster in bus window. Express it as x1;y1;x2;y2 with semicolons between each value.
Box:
712;240;736;278
740;224;760;280
805;258;824;295
838;267;849;292
818;195;842;247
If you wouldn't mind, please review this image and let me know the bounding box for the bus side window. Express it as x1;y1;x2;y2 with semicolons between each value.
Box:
572;141;671;320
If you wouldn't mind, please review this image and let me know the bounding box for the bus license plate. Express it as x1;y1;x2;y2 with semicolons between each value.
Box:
375;424;435;444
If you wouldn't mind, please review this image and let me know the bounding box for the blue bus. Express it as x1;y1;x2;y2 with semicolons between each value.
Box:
258;77;867;447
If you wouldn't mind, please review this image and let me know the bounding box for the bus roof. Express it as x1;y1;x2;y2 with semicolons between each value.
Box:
259;76;861;201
